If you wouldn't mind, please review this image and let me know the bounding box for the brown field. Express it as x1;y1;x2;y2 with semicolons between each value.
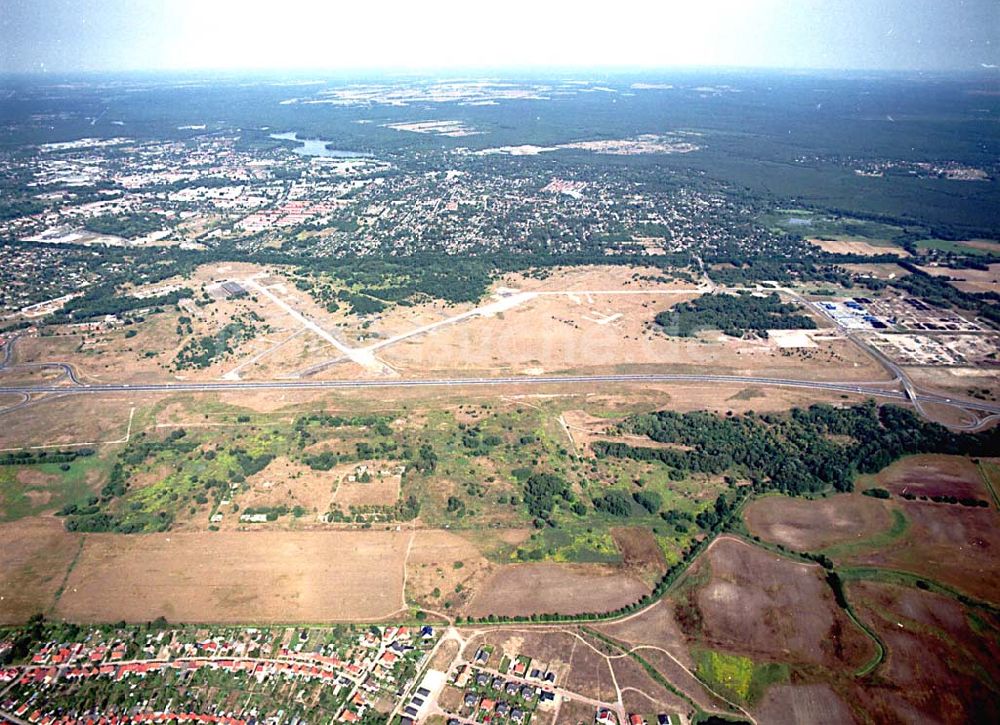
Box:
465;563;649;618
0;518;80;624
553;699;601;725
904;367;999;405
405;529;494;611
808;238;910;257
675;537;874;669
614;653;690;713
377;289;881;381
560;635;619;704
873;454;992;499
847;581;1000;724
916;263;1000;294
597;600;691;666
611;527;667;585
428;638;460;671
743;493;893;552
0;393;137;449
754;684;858;725
840;262;911;280
54;530;409;622
847;498;999;601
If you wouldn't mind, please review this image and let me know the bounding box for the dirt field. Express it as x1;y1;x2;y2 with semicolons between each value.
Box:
0;393;137;449
675;537;874;669
754;684;858;725
807;239;910;257
614;654;691;713
554;698;602;725
847;580;1000;724
743;493;893;552
465;562;649;618
916;263;1000;294
54;530;409;622
611;527;667;585
846;498;999;601
377;289;881;381
873;454;992;499
0;518;80;624
405;529;494;611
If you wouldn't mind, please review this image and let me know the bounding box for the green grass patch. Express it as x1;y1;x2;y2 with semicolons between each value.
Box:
0;454;111;522
916;239;992;256
694;649;789;705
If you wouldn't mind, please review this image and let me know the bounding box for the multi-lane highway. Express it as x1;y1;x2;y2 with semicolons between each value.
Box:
2;373;999;415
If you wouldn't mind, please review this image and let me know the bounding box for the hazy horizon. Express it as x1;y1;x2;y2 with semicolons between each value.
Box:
2;0;998;75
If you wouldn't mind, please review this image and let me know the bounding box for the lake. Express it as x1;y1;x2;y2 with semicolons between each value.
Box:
269;132;370;158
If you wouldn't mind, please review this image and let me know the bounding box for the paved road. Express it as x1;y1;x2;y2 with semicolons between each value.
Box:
1;373;998;415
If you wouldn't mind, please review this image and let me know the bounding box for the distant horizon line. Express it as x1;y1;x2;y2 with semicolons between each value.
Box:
2;63;998;80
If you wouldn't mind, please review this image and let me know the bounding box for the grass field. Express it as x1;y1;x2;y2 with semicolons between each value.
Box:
693;649;789;705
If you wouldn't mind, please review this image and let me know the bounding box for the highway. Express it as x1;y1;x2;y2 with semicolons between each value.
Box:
1;373;999;415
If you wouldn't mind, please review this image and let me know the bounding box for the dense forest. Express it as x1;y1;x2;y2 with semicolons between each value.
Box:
594;401;1000;495
655;292;817;337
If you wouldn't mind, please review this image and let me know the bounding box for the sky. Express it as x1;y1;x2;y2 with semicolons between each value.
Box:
1;0;998;74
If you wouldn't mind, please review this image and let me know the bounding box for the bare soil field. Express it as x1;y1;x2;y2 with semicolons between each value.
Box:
0;518;80;624
840;262;911;280
743;493;893;552
465;562;649;618
499;265;701;293
807;238;909;257
560;635;619;704
378;290;881;381
676;537;874;669
614;654;691;713
0;393;137;449
754;684;858;725
597;600;690;666
904;367;999;403
54;530;409;622
405;529;493;611
846;498;999;601
847;580;1000;724
554;699;602;725
611;527;667;584
873;454;992;499
916;263;1000;294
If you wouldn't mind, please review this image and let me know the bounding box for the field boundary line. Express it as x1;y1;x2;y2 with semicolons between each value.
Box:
976;461;1000;509
49;534;86;615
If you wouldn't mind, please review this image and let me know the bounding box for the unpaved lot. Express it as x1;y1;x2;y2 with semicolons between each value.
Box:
0;518;80;624
916;263;1000;294
873;454;992;499
847;580;1000;724
743;493;893;552
677;537;874;669
464;562;648;618
808;238;909;257
55;530;409;622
